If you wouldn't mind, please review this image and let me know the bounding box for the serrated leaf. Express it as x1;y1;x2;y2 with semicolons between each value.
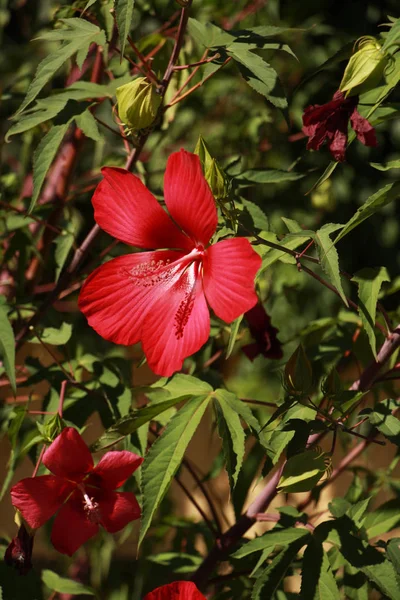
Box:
252;538;308;599
139;394;211;546
114;0;135;56
362;558;400;599
213;389;268;448
368;403;400;445
387;538;400;572
364;499;400;538
236;169;304;184
259;232;310;273
75;109;102;142
42;569;96;596
145;374;213;403
214;395;245;489
278;448;330;493
0;297;16;394
353;267;390;356
90;397;187;451
226;315;243;359
31;322;72;345
187;18;233;49
335;181;400;243
54;233;74;282
17;19;106;114
233;527;310;558
314;224;348;307
31;122;70;212
242;199;269;230
6;97;68;140
228;47;287;109
300;541;340;600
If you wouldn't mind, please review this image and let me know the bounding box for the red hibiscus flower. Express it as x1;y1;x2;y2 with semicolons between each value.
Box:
302;90;377;161
4;523;34;575
242;302;283;361
144;581;206;599
78;150;261;377
10;428;143;556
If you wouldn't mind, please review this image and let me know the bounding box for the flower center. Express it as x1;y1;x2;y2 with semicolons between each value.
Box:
78;485;101;525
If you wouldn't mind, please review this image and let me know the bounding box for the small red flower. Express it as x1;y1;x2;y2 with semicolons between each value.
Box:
242;302;283;361
10;428;143;556
302;90;377;161
144;581;206;599
4;523;34;575
78;150;261;377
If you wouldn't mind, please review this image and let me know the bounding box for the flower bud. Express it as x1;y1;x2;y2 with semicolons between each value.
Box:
339;37;388;96
283;344;312;397
194;136;230;201
321;368;342;400
116;77;162;132
38;414;64;443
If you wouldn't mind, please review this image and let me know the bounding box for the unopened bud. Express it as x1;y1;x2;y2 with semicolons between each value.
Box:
116;77;162;132
284;344;312;397
41;414;64;443
194;136;230;201
340;36;388;96
321;369;342;400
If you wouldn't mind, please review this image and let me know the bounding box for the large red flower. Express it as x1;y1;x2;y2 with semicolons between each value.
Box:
302;90;377;161
78;150;261;376
144;581;206;600
10;428;143;556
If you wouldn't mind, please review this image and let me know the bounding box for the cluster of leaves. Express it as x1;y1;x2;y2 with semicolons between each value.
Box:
1;0;400;599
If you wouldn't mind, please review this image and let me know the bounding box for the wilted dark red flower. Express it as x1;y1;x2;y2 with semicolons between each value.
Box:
10;428;143;556
302;90;377;161
242;303;283;361
78;150;261;377
144;581;206;599
4;523;34;575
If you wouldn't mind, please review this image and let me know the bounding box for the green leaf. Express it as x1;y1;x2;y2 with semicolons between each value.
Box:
31;322;72;345
187;18;233;49
214;394;245;489
252;542;304;600
226;315;243;359
362;557;400;600
335;181;400;243
213;389;268;448
364;499;400;538
236;169;304;184
353;267;390;356
227;47;287;109
368;402;400;445
139;394;211;546
258;232;310;274
145;374;213;403
54;233;74;282
382;16;400;52
314;224;348;307
75;109;102;142
6;97;68;140
370;159;400;171
16;19;106;114
42;569;96;596
90;397;188;451
300;541;340;600
114;0;135;56
278;448;330;493
0;297;16;394
31;122;70;212
242;199;269;230
233;527;310;558
387;538;400;572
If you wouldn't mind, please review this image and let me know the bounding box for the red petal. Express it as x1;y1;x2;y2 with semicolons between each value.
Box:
144;581;206;600
203;238;261;322
164;150;217;246
11;475;74;529
51;492;98;556
141;262;210;376
43;427;93;481
328;128;348;162
90;451;143;489
350;109;377;147
96;490;141;533
79;250;185;346
93;167;192;250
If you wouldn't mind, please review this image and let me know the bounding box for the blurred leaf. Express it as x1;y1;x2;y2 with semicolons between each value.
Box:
387;538;400;572
16;19;106;114
353;267;390;356
335;181;400;243
233;527;310;558
31;122;70;212
54;233;74;281
0;297;16;394
226;315;243;359
236;169;304;184
42;570;96;596
370;159;400;170
139;394;211;546
31;322;72;345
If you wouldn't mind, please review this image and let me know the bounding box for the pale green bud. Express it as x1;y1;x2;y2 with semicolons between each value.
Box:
340;36;388;96
116;77;162;132
283;344;313;397
194;136;230;201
